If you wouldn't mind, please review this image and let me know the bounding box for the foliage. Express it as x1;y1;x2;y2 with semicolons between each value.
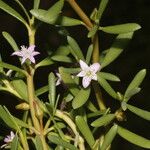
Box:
0;0;149;149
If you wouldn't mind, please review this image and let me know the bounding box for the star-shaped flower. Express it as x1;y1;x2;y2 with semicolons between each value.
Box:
1;131;15;149
77;60;101;88
12;45;40;64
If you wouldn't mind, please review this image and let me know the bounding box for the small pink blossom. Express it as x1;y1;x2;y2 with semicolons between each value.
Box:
56;73;62;86
1;131;15;149
77;60;101;88
12;45;40;64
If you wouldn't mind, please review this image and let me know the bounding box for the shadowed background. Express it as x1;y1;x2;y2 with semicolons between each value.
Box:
0;0;150;149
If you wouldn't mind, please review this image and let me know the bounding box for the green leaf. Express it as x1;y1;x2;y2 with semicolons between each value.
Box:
35;135;44;150
87;110;106;118
64;93;73;102
67;36;84;61
101;32;133;68
55;16;83;26
34;0;40;9
91;114;115;127
0;0;27;26
127;104;150;121
54;45;70;56
100;124;118;150
35;85;48;96
59;67;79;96
11;79;28;101
98;72;120;82
86;44;93;64
0;106;19;130
48;72;56;107
100;23;141;34
30;0;64;25
98;77;117;99
61;67;80;74
51;55;73;63
11;134;18;150
72;88;91;109
124;87;141;102
35;57;54;68
14;117;30;128
117;126;150;149
75;116;95;148
96;0;109;23
124;69;146;102
0;62;27;75
47;134;78;150
86;101;98;112
2;31;19;51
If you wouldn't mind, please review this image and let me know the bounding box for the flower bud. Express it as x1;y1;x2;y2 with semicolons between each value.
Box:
16;103;29;110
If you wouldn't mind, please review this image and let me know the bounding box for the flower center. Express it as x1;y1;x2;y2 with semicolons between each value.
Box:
86;71;93;77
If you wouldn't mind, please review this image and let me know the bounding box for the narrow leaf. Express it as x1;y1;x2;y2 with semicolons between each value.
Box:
35;135;44;150
91;114;115;127
72;88;91;109
51;55;73;63
30;0;64;25
11;134;18;150
101;32;133;68
55;16;83;26
34;0;40;9
100;23;141;34
0;62;27;75
35;57;54;68
96;0;109;22
2;32;19;51
76;116;95;148
127;104;150;121
124;69;146;102
54;45;70;56
98;72;120;82
0;106;19;130
124;87;141;101
48;72;56;107
11;80;28;101
67;36;84;61
117;126;150;149
98;77;117;99
100;124;118;150
35;85;48;96
47;135;78;150
88;25;99;38
0;0;27;26
86;44;93;64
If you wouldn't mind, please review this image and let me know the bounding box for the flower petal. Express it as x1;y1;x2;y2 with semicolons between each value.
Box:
11;51;23;57
77;71;86;77
28;45;35;52
32;51;40;56
29;56;35;63
79;60;89;70
21;57;27;64
91;74;97;81
90;63;101;73
82;76;91;88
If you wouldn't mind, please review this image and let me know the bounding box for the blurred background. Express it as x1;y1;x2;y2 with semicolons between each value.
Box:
0;0;150;149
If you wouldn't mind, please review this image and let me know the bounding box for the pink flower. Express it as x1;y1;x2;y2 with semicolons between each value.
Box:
12;45;40;64
77;60;101;88
56;73;62;86
1;131;15;149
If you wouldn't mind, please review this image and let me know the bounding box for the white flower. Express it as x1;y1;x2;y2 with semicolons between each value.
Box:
56;73;62;86
12;45;40;64
77;60;101;88
1;131;15;149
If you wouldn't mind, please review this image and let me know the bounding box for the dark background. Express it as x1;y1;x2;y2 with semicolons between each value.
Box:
0;0;150;149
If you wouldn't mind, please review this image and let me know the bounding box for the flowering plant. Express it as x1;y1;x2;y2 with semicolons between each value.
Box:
0;0;150;150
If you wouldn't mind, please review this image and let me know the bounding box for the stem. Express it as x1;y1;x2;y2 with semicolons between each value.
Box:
27;74;40;131
55;110;85;149
66;0;93;29
18;130;29;150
